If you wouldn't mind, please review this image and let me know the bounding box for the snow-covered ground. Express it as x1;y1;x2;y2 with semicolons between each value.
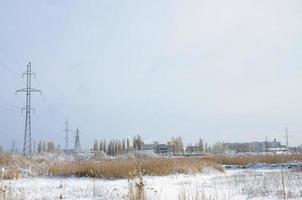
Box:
1;167;302;200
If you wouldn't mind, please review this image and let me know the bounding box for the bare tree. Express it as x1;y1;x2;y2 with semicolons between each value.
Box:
47;142;55;153
127;138;130;150
93;139;99;151
38;141;42;153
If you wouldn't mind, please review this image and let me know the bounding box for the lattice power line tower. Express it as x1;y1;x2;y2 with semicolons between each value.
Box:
64;119;70;150
74;128;82;153
16;62;41;159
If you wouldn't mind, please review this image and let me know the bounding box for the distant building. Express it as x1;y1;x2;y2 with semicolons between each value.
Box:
224;139;285;153
267;147;287;153
154;144;175;155
142;141;158;152
64;149;75;154
185;146;201;154
288;146;302;153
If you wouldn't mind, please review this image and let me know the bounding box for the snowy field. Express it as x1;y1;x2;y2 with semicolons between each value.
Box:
1;166;302;200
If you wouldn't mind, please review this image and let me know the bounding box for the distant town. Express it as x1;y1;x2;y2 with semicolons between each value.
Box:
3;133;302;159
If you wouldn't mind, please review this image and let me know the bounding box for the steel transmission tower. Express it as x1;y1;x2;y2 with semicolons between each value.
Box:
16;62;41;159
64;119;71;150
74;128;82;153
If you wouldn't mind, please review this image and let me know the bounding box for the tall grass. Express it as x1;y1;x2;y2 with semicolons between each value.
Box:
48;154;302;179
0;155;12;166
48;158;224;179
0;154;50;179
128;166;146;200
229;169;302;199
205;154;302;166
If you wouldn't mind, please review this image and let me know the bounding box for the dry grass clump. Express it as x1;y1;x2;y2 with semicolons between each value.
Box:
0;154;20;180
0;154;50;179
0;155;13;166
128;166;146;200
229;170;302;199
1;167;20;180
2;169;20;180
140;158;223;176
205;154;302;166
48;158;224;179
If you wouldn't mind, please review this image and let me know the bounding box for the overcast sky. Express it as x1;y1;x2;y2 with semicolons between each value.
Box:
0;0;301;150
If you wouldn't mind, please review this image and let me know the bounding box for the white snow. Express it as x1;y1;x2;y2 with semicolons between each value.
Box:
1;167;302;200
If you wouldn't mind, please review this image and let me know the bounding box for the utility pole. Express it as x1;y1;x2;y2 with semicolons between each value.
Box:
74;128;82;153
284;126;289;148
33;140;36;153
265;137;268;153
11;140;16;154
64;119;70;150
16;62;41;159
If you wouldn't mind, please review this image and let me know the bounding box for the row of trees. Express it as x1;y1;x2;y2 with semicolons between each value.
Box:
171;137;210;154
37;141;60;153
93;135;143;156
2;137;215;156
92;136;214;156
0;141;60;155
168;137;184;154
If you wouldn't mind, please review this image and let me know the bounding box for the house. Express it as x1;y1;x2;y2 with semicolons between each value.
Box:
142;141;158;152
155;144;174;155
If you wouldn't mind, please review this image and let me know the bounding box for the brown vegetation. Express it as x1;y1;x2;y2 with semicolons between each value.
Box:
48;158;224;179
204;154;302;166
46;154;302;179
0;154;20;180
2;153;302;181
0;154;50;179
128;166;146;200
0;154;12;165
1;167;20;180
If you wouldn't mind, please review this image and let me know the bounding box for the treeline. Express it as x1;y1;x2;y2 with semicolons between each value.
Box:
36;141;60;153
92;135;212;156
93;135;143;156
168;137;184;154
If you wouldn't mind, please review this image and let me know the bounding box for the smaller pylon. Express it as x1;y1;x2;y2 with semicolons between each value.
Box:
64;119;70;150
74;128;82;153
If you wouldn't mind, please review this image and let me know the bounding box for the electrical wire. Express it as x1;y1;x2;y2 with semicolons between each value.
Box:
33;112;49;132
0;62;25;84
0;38;51;139
0;33;24;71
0;104;19;113
0;96;19;110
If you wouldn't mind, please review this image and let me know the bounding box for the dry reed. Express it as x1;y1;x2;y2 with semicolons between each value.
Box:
0;155;12;166
204;154;302;166
48;158;224;179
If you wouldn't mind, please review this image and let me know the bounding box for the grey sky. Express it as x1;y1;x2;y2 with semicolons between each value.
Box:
0;0;301;150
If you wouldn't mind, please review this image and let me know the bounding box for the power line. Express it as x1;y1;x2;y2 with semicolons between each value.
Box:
0;42;50;117
0;96;19;110
0;104;19;113
0;46;23;69
33;112;49;132
0;33;25;73
0;62;25;84
0;37;24;71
